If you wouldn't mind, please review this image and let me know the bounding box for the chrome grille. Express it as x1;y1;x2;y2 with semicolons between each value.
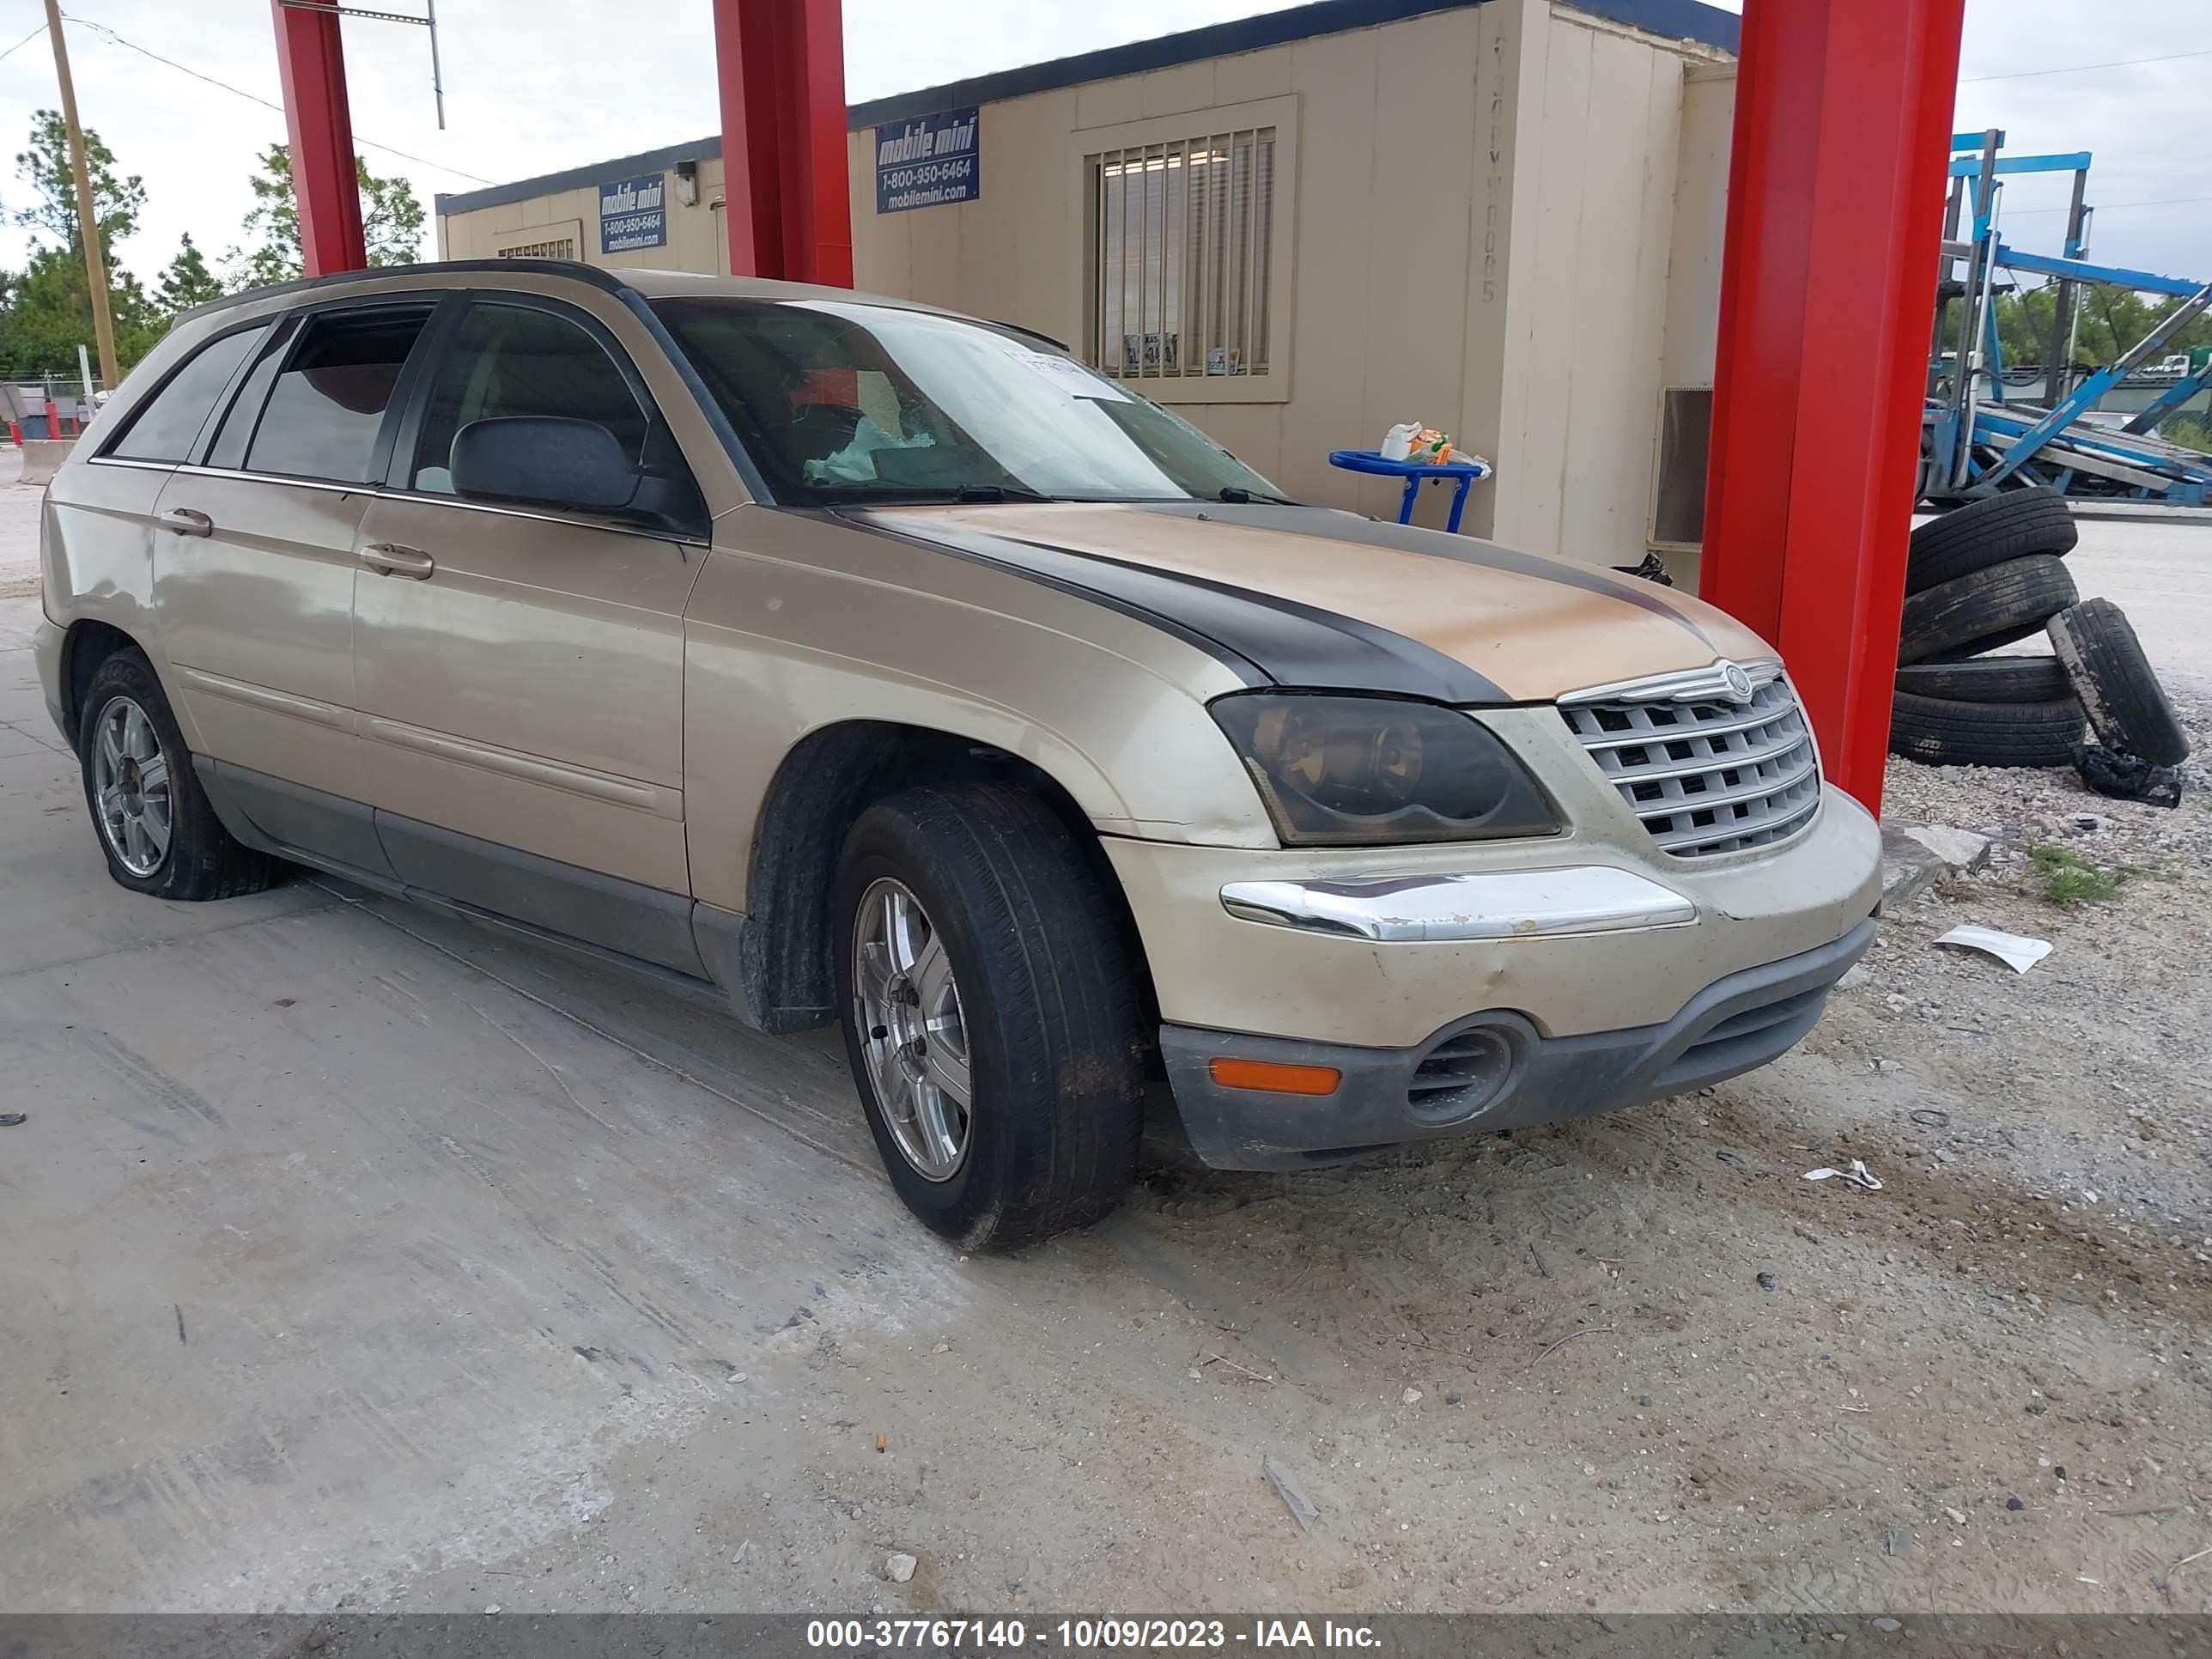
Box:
1559;665;1820;859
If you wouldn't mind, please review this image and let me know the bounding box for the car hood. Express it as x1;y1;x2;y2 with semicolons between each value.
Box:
859;501;1776;702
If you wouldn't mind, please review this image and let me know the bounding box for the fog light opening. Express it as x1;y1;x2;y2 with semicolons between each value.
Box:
1406;1022;1522;1125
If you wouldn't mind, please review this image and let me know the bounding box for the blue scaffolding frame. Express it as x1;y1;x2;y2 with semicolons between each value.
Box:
1924;131;2212;505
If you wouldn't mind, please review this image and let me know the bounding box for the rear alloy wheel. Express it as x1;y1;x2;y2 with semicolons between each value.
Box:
77;648;277;900
2047;598;2191;768
834;783;1145;1249
91;696;173;878
1887;690;2085;769
1898;554;2077;665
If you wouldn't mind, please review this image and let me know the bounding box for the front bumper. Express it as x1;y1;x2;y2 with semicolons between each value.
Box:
1161;916;1876;1170
1103;781;1885;1048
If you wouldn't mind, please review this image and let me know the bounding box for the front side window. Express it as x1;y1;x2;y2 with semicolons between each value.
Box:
653;296;1285;508
409;301;651;494
240;306;433;483
106;324;269;465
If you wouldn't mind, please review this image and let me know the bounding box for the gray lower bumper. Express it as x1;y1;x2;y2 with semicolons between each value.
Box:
1159;915;1878;1170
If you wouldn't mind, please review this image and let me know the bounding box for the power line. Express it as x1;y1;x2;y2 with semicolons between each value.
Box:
0;21;48;63
58;11;495;185
1960;45;2212;82
2006;196;2212;215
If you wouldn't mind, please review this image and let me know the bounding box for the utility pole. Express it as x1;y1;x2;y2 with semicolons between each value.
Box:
42;0;119;392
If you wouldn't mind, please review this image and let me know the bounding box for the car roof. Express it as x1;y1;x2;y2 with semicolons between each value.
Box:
177;258;942;325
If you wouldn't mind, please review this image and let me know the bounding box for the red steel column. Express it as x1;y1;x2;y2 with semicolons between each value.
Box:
1698;0;1966;813
714;0;853;285
270;0;368;276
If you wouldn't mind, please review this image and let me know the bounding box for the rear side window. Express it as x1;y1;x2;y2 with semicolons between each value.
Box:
239;306;433;483
106;325;269;464
408;301;652;494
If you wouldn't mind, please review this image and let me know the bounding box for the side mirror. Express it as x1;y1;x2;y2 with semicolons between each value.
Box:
451;416;641;514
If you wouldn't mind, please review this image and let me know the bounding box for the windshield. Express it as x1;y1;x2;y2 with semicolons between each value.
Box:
653;296;1287;507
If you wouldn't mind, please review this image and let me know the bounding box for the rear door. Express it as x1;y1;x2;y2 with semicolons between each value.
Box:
152;297;441;810
349;289;710;963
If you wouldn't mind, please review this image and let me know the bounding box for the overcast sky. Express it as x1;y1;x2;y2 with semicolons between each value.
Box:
2;0;2208;292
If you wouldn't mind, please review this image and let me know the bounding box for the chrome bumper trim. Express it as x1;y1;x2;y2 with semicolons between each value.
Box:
1218;866;1698;943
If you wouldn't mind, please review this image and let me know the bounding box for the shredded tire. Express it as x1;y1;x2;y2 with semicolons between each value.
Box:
2047;598;2191;767
1907;488;2076;595
1893;654;2071;704
1887;690;2085;769
1898;554;2077;665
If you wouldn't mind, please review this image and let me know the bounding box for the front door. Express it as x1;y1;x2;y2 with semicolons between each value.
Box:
349;293;708;963
152;300;438;807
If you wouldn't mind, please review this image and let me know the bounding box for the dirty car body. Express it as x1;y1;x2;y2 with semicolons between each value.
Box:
34;260;1883;1246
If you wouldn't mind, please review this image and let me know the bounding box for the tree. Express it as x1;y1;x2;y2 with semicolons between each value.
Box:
1988;282;2212;370
229;144;425;289
11;107;145;256
155;233;224;313
1;112;161;380
1;246;165;377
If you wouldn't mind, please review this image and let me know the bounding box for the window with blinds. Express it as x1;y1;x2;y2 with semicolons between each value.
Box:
1087;127;1276;386
493;220;585;262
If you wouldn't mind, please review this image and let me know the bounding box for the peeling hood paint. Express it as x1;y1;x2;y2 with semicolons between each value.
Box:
864;501;1778;702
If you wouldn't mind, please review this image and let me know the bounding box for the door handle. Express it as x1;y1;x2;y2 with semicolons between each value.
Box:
162;507;213;538
362;542;435;580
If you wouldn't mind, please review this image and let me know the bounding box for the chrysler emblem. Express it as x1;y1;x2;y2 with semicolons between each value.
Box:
1720;661;1756;703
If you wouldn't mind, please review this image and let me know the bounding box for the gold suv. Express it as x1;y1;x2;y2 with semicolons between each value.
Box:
35;262;1883;1247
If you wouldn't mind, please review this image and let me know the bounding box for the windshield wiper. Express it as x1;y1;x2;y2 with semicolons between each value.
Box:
952;483;1052;503
1216;486;1297;505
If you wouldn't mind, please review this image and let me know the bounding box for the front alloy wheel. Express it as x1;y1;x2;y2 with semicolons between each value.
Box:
851;877;974;1181
833;782;1146;1249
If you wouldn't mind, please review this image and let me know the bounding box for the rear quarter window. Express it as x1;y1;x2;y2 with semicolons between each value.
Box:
104;324;270;465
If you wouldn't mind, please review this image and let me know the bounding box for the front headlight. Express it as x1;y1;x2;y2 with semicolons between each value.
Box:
1210;692;1562;847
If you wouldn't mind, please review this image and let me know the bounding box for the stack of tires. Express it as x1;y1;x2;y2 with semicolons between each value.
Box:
1891;488;2191;791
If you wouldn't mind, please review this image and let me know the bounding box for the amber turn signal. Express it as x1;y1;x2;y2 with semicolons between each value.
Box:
1207;1057;1342;1096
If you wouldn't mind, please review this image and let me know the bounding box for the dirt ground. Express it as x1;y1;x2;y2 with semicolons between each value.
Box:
2;455;2208;1616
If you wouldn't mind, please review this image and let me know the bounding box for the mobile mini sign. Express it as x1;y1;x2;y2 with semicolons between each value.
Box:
875;107;981;214
599;173;667;252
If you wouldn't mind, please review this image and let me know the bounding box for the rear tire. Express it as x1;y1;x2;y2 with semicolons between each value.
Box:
2047;598;2191;766
1898;554;2077;665
1907;488;2076;594
1893;654;2071;704
833;783;1145;1249
1887;690;2085;769
77;648;277;900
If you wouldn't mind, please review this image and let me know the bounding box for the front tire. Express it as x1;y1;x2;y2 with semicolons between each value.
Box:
78;649;276;901
834;783;1145;1249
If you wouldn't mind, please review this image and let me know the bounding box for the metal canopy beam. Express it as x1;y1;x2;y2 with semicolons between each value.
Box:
1947;150;2091;178
270;0;367;276
1700;0;1967;814
714;0;854;286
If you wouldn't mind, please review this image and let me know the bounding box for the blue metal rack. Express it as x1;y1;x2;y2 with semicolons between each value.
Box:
1923;131;2212;505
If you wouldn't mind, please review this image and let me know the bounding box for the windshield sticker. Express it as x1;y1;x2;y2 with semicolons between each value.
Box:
1014;349;1132;403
